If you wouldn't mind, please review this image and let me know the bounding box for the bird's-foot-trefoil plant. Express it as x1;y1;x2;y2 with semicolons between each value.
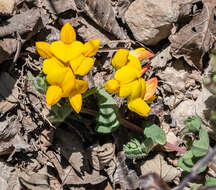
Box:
124;122;166;159
33;22;158;133
178;117;209;173
35;22;100;114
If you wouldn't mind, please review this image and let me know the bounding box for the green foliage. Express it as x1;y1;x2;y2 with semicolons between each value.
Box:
27;72;48;94
124;122;166;159
205;176;216;187
178;117;209;173
123;138;154;159
95;89;120;133
142;122;166;145
49;98;73;123
184;117;201;134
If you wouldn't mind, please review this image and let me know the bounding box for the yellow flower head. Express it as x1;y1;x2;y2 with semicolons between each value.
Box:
105;48;157;117
35;23;100;113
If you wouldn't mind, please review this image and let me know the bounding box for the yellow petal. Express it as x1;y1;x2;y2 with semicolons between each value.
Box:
74;79;88;94
128;98;151;117
112;49;129;70
118;80;137;97
51;41;83;63
46;85;62;106
127;55;142;71
69;93;82;113
105;80;120;94
36;42;53;59
144;77;158;101
115;65;141;84
61;68;76;97
69;55;85;73
140;78;146;99
75;57;94;76
60;23;76;44
83;40;100;57
45;60;68;85
43;57;65;74
129;48;154;61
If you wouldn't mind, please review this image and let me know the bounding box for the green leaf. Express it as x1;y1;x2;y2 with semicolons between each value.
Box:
28;72;48;94
191;128;209;157
124;138;149;159
182;151;196;167
49;98;72;123
95;89;120;133
205;176;216;187
178;157;193;172
96;120;120;133
184;117;201;133
142;122;166;145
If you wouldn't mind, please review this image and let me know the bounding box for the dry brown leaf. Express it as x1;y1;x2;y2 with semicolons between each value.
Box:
170;0;216;69
0;159;20;190
139;173;170;190
74;0;127;39
41;0;76;14
140;154;181;183
113;151;139;190
0;8;41;38
47;151;106;185
0;72;18;115
0;38;17;64
55;127;86;174
19;166;49;190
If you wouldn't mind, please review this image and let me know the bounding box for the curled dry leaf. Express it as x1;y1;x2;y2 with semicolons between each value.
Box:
74;0;127;39
87;142;116;181
170;0;216;69
87;142;115;171
140;154;181;183
113;151;139;190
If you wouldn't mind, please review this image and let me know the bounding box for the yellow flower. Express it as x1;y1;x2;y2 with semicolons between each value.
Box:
43;57;75;106
105;48;157;117
69;79;88;113
35;23;100;113
36;23;100;75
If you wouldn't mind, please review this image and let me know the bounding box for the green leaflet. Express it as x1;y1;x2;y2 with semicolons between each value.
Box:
191;127;209;157
124;122;165;159
124;138;153;159
49;98;73;123
142;122;166;145
205;176;216;187
96;89;120;133
27;72;48;94
178;117;209;173
184;117;201;134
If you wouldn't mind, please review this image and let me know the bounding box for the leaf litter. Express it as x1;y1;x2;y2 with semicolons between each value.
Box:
0;0;216;189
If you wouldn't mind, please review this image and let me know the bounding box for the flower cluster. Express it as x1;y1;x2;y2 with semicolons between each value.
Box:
36;23;100;113
105;48;157;117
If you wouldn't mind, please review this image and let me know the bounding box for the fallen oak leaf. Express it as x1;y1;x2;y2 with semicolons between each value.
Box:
74;0;128;39
170;0;216;69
